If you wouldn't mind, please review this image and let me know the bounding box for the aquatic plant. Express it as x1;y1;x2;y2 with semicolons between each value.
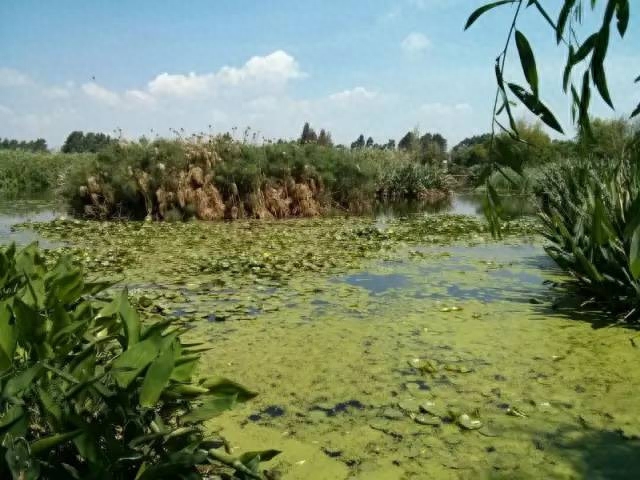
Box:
63;135;449;221
536;149;640;322
0;242;278;479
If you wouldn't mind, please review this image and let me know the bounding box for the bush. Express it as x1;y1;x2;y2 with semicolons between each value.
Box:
0;243;278;479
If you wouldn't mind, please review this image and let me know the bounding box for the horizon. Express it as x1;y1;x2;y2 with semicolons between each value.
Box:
1;0;639;148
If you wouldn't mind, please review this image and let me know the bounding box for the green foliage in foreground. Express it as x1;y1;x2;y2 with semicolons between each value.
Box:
536;150;640;322
0;151;93;198
0;243;278;479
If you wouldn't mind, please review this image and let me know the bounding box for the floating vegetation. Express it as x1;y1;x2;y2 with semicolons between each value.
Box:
8;213;640;479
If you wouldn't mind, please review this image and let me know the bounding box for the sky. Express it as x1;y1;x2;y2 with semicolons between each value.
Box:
1;0;638;148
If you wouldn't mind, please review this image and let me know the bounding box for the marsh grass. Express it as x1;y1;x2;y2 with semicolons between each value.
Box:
0;150;93;198
64;136;450;220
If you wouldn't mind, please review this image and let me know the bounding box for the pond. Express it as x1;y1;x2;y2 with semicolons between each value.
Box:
2;196;639;480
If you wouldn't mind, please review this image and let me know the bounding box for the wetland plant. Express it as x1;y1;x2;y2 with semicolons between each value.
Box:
0;243;278;479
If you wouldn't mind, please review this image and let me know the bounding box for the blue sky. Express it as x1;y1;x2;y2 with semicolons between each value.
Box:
1;0;638;148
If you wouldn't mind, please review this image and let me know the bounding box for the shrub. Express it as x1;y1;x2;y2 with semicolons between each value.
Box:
0;243;278;479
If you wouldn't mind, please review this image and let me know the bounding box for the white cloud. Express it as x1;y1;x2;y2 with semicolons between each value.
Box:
43;85;72;99
329;86;378;104
148;50;302;98
124;89;156;107
419;102;472;116
401;32;431;54
0;68;33;88
81;82;121;107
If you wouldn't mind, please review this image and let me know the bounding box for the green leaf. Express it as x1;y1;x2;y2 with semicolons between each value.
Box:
0;302;17;373
3;364;44;398
139;343;176;407
557;0;577;44
200;377;258;402
615;0;629;36
591;26;614;109
30;430;82;455
111;337;160;389
631;102;640;119
515;30;538;96
464;0;515;30
592;196;613;245
507;83;564;133
238;449;281;465
98;289;140;348
5;437;40;480
181;395;237;424
630;225;640;279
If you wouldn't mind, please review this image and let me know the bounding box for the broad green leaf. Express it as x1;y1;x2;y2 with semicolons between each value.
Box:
630;225;640;279
592;196;613;245
139;343;175;407
200;377;258;402
238;449;281;466
0;302;17;372
3;364;44;398
515;30;538;96
98;289;140;347
464;0;515;30
30;430;82;455
38;387;62;426
111;337;160;388
181;395;237;424
507;83;564;133
0;405;25;432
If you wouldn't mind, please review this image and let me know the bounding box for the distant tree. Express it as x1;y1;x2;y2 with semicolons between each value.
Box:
62;131;115;153
0;137;48;152
384;139;396;150
351;134;366;150
398;131;417;151
317;129;333;146
299;122;318;144
365;136;374;149
419;132;448;164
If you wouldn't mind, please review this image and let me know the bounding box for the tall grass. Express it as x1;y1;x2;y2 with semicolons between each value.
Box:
0;150;93;198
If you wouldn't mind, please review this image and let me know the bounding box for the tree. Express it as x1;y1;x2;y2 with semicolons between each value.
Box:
366;136;374;148
419;132;448;164
351;134;365;150
317;129;333;146
299;122;318;144
62;131;115;153
0;137;48;152
384;139;396;150
398;131;417;151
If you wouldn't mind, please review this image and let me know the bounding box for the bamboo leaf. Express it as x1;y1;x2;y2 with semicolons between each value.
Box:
615;0;629;36
591;26;614;108
507;83;564;133
464;0;515;30
515;30;539;96
557;0;577;44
